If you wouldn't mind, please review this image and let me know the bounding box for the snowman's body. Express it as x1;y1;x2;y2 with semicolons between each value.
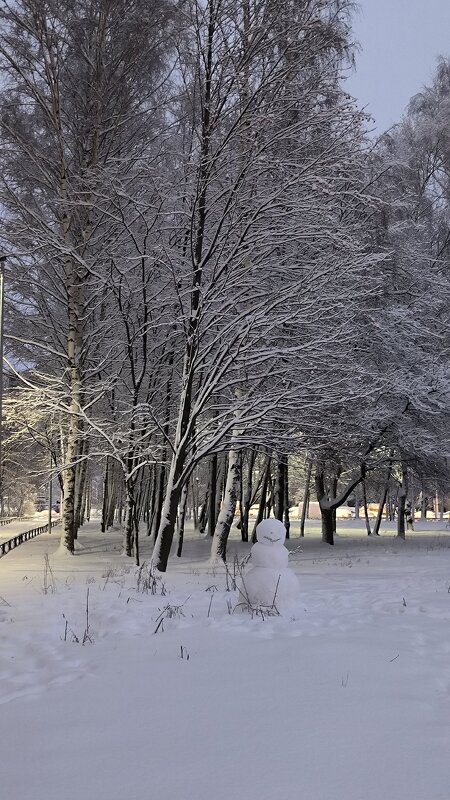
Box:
244;519;299;608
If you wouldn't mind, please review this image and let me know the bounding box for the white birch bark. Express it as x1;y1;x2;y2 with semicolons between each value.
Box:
210;431;242;564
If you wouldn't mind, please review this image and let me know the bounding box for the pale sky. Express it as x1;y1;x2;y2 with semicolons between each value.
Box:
347;0;450;133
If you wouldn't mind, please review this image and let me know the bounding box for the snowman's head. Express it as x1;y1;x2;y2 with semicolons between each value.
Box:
256;518;286;547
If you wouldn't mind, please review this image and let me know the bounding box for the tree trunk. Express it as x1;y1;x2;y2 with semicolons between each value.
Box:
397;463;408;540
146;467;157;535
362;477;372;535
421;485;427;519
241;449;256;542
372;455;393;536
320;506;335;545
215;455;225;528
83;475;91;523
283;458;290;538
106;482;117;529
354;487;360;519
192;476;199;529
124;479;136;557
266;469;274;519
315;467;335;545
409;474;415;524
62;460;76;553
299;459;312;538
372;492;387;536
274;455;285;521
101;457;109;533
251;457;271;542
62;337;81;554
208;453;218;537
152;436;189;571
74;443;88;535
117;480;124;526
151;463;166;541
176;481;189;558
315;463;363;546
153;0;217;572
211;440;241;563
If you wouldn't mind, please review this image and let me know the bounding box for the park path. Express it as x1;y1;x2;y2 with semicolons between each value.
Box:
0;517;47;542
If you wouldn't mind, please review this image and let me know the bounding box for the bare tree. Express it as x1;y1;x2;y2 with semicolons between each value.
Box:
0;0;174;552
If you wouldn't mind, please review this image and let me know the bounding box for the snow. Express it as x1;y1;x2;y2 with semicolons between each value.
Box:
1;519;450;799
248;539;289;568
254;517;287;545
243;519;299;607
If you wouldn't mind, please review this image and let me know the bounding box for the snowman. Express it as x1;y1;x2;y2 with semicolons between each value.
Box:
243;518;299;609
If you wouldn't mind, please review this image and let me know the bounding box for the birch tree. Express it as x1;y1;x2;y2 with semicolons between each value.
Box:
151;0;385;570
0;0;174;552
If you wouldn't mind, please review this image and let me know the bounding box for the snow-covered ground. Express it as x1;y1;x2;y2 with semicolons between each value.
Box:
1;519;449;800
0;517;49;542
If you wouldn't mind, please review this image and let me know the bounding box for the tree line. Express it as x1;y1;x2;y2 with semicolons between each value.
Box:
1;0;450;570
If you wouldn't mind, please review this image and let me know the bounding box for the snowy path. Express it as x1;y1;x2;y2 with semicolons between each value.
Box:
0;515;59;550
1;524;450;799
0;517;46;542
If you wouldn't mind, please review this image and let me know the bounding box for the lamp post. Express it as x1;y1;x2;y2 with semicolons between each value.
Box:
0;255;6;507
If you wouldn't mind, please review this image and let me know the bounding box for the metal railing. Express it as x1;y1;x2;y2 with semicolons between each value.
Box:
0;519;61;558
0;516;35;527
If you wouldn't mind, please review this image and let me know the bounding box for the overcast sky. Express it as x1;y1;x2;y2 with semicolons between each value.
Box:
347;0;450;133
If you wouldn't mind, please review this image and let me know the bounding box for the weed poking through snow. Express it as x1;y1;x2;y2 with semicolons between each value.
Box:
136;561;166;596
234;572;281;620
153;598;190;634
42;554;57;595
62;588;94;645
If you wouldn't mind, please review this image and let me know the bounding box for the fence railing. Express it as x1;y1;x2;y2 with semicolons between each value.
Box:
0;516;35;527
0;519;61;558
